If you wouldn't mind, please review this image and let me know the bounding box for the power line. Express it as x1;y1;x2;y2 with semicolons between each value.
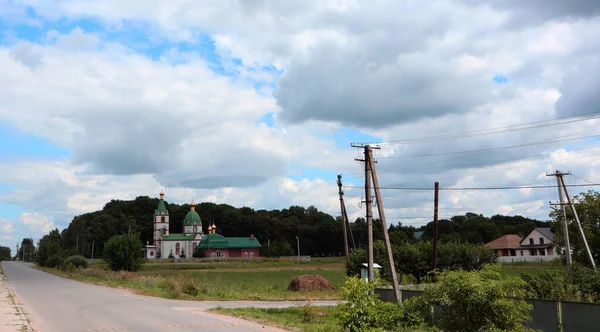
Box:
377;133;600;159
357;110;600;146
343;183;600;191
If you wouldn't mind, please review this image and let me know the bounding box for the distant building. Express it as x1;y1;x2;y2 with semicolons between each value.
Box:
145;190;203;259
197;224;262;258
483;234;523;257
517;227;558;257
144;190;261;259
483;227;560;262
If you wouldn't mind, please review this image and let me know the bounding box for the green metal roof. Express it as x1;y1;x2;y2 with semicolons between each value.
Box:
198;233;262;249
184;210;202;226
161;234;197;241
155;199;169;215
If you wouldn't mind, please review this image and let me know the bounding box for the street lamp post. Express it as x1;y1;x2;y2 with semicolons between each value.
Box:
296;236;300;260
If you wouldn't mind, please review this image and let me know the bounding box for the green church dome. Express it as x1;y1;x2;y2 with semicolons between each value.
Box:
184;200;202;226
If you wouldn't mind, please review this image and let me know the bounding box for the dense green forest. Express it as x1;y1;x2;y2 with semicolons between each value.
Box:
35;196;552;258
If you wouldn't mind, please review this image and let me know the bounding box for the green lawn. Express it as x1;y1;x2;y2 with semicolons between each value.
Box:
211;306;341;332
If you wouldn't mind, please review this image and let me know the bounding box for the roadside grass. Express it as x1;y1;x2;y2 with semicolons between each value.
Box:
37;264;346;301
142;257;345;271
210;305;341;332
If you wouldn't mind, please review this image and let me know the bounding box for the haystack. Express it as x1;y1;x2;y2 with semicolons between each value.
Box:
288;274;333;292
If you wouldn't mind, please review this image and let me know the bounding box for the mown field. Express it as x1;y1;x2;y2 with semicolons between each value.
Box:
39;257;348;301
37;257;561;303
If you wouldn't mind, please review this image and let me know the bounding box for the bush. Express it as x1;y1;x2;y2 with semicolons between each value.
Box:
336;276;424;332
103;233;144;272
63;255;88;269
45;255;65;269
416;264;534;332
349;241;497;283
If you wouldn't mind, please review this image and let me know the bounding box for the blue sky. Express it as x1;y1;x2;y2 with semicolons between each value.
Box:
0;13;378;248
3;1;600;251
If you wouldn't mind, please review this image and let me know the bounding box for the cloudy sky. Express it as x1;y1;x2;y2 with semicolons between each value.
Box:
1;0;600;248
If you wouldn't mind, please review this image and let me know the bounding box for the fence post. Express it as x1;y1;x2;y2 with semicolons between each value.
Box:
557;301;563;332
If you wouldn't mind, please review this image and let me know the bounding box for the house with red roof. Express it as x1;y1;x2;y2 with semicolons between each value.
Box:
484;227;560;261
483;234;523;257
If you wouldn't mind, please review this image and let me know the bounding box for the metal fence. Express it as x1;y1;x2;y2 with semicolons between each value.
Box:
497;255;560;263
375;288;600;331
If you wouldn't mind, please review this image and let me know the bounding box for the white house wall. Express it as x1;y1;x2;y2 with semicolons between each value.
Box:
517;229;556;257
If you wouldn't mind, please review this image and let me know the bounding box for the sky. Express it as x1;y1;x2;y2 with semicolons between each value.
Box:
1;0;600;249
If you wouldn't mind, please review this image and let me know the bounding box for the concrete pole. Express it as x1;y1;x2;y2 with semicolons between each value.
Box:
556;171;572;267
560;175;596;269
364;145;374;283
337;174;350;263
369;148;401;302
432;182;439;281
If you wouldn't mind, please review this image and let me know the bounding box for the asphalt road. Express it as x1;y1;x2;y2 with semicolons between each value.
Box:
2;261;337;332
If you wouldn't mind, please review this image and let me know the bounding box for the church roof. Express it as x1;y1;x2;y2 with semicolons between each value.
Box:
155;199;168;215
184;210;202;226
161;234;197;241
198;233;262;249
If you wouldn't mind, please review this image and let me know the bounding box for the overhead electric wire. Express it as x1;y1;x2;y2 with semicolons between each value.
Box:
342;183;600;191
377;132;600;159
357;110;600;146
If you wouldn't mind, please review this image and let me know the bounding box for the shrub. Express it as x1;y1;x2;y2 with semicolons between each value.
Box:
336;276;424;332
350;241;498;283
45;255;65;268
63;255;88;269
103;233;144;272
416;264;534;332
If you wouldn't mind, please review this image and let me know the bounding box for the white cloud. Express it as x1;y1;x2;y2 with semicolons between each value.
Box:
19;212;55;235
0;218;13;234
1;0;600;234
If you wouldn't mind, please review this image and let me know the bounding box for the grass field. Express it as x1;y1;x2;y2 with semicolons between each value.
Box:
39;257;348;301
37;256;563;303
211;306;341;332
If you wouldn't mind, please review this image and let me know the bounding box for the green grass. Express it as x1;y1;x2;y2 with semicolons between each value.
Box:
38;265;346;301
500;264;561;278
141;257;345;271
211;305;341;332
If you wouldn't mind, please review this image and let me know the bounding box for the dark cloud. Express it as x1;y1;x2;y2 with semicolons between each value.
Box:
181;175;267;189
460;0;600;26
274;48;507;128
555;59;600;117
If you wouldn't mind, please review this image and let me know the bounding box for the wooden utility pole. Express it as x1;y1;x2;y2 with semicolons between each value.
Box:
368;147;401;302
559;174;596;269
337;175;350;263
432;182;439;281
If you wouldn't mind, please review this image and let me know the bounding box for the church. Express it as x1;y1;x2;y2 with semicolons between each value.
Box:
144;190;262;259
145;190;204;259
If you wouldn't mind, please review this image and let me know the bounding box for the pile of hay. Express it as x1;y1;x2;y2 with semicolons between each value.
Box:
288;275;333;292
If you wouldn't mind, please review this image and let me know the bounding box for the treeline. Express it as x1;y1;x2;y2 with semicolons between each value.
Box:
0;245;11;261
31;195;552;259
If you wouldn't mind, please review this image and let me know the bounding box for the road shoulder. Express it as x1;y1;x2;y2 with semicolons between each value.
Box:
0;262;34;332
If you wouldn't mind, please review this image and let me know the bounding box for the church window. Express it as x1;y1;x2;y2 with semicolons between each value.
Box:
250;252;254;258
193;226;197;233
244;252;248;257
161;216;165;223
162;227;167;235
176;243;180;255
150;251;154;257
